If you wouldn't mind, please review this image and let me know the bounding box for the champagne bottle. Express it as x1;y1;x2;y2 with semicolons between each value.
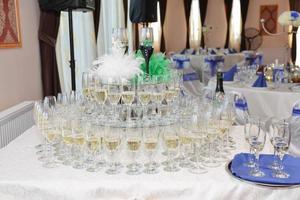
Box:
215;71;225;94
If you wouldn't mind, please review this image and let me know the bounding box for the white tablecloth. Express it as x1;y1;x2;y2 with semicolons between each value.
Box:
1;126;300;200
208;80;300;119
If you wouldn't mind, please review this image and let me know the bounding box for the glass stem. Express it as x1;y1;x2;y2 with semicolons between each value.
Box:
254;149;260;172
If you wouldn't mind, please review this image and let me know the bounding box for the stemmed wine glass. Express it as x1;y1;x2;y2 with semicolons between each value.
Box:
122;80;135;126
163;125;180;172
137;77;151;123
112;28;128;54
248;117;266;177
272;120;291;179
126;127;142;175
94;76;108;121
139;27;154;47
71;118;86;169
61;118;73;166
85;122;102;172
143;126;159;174
106;78;122;123
105;126;122;174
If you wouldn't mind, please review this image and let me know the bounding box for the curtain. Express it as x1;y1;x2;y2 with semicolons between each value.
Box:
184;0;192;48
290;0;300;64
189;0;201;48
240;0;249;51
199;0;208;48
224;0;233;48
56;11;97;93
127;0;136;53
38;11;61;97
159;0;167;52
97;0;125;56
229;0;242;51
94;0;101;39
123;0;128;28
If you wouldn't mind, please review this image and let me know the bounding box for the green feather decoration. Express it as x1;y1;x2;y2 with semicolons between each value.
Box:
136;50;171;82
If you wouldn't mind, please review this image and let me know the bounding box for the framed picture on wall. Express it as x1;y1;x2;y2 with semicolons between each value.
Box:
0;0;22;48
260;5;278;35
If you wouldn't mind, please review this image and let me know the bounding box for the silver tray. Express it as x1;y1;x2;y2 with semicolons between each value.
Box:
225;161;300;189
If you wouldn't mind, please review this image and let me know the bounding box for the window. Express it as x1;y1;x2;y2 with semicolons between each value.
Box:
229;0;242;51
189;0;201;48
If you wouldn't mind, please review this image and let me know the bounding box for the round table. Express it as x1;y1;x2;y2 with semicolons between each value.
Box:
208;79;300;119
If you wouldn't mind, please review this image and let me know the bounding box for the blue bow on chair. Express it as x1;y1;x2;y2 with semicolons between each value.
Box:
235;98;248;111
292;107;300;117
204;56;225;77
255;53;263;65
252;73;267;87
173;57;190;69
223;65;237;81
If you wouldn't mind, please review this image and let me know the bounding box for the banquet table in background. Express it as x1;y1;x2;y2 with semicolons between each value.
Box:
1;126;300;200
173;53;245;84
208;80;300;119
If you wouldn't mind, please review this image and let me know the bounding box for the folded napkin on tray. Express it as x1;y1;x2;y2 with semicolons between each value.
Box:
252;73;267;87
231;153;300;185
223;65;237;81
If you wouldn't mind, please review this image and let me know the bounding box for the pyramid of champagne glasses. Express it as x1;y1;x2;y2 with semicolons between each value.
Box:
33;87;237;175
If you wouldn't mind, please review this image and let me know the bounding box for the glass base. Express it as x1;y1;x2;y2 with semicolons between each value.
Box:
144;161;160;168
42;161;60;168
106;168;120;175
188;165;207;174
35;144;44;150
268;162;282;170
86;166;100;172
72;162;86;169
62;159;73;166
144;167;159;174
250;169;265;177
272;171;290;179
164;165;180;172
243;161;255;168
126;168;142;175
202;160;221;168
179;161;193;168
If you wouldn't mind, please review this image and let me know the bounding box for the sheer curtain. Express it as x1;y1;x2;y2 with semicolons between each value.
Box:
56;11;97;92
97;0;125;56
189;0;201;48
229;0;242;51
149;1;162;52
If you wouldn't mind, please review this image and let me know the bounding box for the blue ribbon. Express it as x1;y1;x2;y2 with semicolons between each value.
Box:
173;58;190;69
245;56;256;65
292;108;300;116
204;57;225;77
235;99;248;111
183;72;199;81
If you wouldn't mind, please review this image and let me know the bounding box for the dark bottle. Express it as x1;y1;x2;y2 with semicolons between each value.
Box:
215;71;225;94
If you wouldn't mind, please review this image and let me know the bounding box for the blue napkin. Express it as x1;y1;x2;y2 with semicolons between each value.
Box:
231;153;300;185
223;65;237;81
252;73;267;87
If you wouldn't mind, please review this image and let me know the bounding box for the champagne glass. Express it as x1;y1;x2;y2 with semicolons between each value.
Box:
94;76;108;116
107;78;122;122
139;27;154;47
122;80;135;125
42;117;61;168
112;27;128;54
105;126;122;174
61;118;73;166
266;118;281;170
44;96;57;114
85;122;102;172
34;101;44;150
272;120;291;179
143;126;159;174
137;77;151;123
163;125;180;172
188;119;207;174
216;111;232;162
202;119;221;168
126;127;142;175
244;119;255;168
178;120;193;168
71;118;86;169
249;118;266;177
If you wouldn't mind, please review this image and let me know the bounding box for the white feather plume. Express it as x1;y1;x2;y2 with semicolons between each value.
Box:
91;52;143;81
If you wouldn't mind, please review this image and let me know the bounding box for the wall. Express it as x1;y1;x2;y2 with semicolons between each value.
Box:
245;0;290;64
163;0;290;64
0;0;42;111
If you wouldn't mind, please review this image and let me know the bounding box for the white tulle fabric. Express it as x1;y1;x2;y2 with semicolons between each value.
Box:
1;126;300;200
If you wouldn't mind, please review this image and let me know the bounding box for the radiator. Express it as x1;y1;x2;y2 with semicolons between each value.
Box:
0;101;34;148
